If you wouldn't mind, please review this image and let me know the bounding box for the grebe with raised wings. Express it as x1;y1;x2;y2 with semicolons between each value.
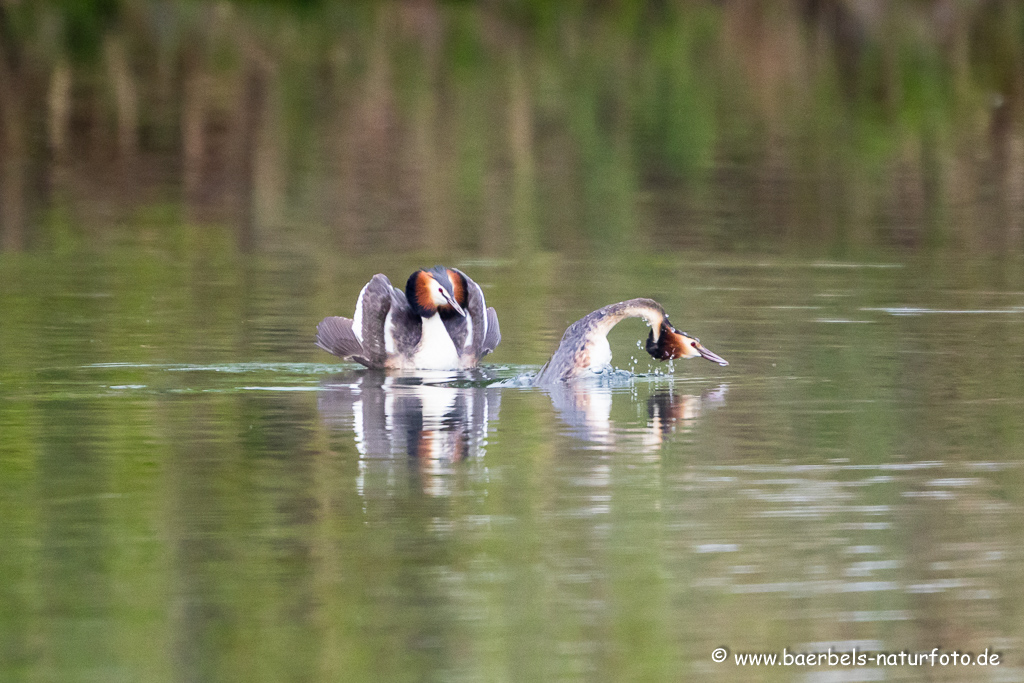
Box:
534;298;726;384
316;266;500;370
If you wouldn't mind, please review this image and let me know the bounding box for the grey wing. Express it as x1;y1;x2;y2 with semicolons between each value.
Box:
315;274;396;368
453;268;500;360
353;274;399;368
482;307;500;356
385;285;422;357
316;316;374;367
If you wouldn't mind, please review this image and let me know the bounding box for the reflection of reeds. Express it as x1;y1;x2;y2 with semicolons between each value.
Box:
0;1;1023;253
0;4;25;250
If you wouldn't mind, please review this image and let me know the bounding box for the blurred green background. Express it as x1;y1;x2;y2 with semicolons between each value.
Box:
2;0;1023;256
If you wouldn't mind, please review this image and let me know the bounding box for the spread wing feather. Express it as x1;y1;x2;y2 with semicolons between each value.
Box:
356;274;399;367
482;306;501;356
317;273;399;369
316;317;374;367
463;273;488;356
449;267;501;362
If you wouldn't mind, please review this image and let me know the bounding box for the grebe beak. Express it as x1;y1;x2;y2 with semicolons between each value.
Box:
442;289;466;317
694;342;728;366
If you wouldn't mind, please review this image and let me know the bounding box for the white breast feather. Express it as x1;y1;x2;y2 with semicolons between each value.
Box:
353;282;370;344
587;336;613;371
384;310;396;354
414;314;460;369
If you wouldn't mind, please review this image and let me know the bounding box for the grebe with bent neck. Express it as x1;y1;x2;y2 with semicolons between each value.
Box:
534;298;727;385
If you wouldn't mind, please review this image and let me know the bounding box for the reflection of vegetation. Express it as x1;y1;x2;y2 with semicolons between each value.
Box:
0;1;1023;254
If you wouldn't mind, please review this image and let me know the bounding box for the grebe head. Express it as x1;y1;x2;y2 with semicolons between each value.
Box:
407;266;466;318
645;320;728;366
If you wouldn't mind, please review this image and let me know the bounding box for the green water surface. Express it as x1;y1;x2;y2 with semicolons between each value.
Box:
2;247;1023;682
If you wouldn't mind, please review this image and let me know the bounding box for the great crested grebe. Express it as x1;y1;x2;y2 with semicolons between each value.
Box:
533;298;727;384
316;266;500;370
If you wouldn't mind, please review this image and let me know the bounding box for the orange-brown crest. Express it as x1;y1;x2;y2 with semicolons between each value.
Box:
446;269;467;308
416;271;436;312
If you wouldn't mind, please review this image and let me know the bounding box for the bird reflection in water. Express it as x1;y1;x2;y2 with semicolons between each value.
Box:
318;370;500;497
544;378;729;452
318;372;727;495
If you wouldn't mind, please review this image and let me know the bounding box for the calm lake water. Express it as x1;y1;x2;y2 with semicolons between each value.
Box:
3;247;1024;682
4;2;1024;681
